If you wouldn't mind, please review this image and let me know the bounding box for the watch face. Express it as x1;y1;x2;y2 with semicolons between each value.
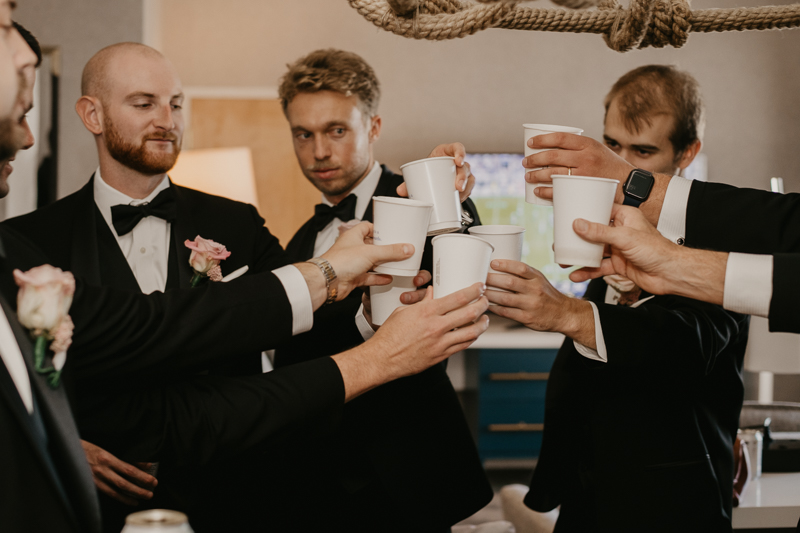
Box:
626;172;654;200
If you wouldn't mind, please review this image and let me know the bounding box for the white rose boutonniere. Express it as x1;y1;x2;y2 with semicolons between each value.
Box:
184;236;231;287
13;265;76;388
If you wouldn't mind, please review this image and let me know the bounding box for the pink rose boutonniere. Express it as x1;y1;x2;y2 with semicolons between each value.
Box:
184;236;231;287
13;265;76;388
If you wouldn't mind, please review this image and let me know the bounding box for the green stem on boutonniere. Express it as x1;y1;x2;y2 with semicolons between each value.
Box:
33;335;47;372
190;273;204;287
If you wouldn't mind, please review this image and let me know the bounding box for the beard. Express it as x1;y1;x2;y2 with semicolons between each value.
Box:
104;115;181;175
0;116;25;161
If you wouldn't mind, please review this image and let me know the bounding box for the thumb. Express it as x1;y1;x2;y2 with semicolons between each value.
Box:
370;242;414;267
396;182;409;198
573;218;617;247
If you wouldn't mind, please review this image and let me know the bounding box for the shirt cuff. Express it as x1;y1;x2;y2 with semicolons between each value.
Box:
272;265;314;335
723;252;773;318
656;176;692;244
573;301;608;363
355;303;376;341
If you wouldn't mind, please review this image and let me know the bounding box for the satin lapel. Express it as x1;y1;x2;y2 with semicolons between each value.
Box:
69;177;102;286
170;185;195;289
0;298;100;532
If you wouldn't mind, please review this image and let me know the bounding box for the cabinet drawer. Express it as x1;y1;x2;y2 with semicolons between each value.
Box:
479;397;545;426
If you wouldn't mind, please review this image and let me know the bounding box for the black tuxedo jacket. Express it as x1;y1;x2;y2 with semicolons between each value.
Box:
0;216;346;531
273;165;493;529
525;279;750;532
685;180;800;333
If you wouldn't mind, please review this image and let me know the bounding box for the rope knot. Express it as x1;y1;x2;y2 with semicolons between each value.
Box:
600;0;692;51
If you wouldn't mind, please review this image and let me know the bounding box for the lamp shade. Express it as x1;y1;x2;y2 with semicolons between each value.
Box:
744;316;800;374
169;147;259;208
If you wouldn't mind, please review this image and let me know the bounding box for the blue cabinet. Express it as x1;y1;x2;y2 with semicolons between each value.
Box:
475;348;558;462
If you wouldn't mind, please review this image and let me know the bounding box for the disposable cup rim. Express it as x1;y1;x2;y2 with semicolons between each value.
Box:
372;196;433;208
523;124;584;134
400;156;455;170
551;175;620;185
432;233;495;252
468;225;526;236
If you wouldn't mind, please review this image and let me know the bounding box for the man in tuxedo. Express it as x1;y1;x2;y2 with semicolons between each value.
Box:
2;40;491;532
525;76;798;333
268;49;492;532
490;67;749;531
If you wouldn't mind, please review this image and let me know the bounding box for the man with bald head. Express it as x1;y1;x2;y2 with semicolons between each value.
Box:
5;42;297;530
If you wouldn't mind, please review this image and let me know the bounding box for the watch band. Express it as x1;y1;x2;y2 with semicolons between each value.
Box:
622;194;643;208
306;257;338;305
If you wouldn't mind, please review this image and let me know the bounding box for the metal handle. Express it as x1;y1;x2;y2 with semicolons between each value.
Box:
488;372;549;381
488;422;544;432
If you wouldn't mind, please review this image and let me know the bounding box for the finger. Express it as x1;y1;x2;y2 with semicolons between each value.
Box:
359;272;394;287
527;131;586;151
369;243;415;267
396;182;408;198
95;478;140;506
524;150;581;172
569;262;615;282
103;469;154;500
440;313;490;348
489;259;536;279
337;221;374;244
430;282;484;313
114;460;158;490
400;288;427;305
485;287;517;307
572;219;619;247
461;170;476;202
414;270;432;287
439;295;489;331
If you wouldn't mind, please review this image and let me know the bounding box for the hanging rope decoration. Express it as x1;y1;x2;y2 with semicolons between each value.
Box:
350;0;800;52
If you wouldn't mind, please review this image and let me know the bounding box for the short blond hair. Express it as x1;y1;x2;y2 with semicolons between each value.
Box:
278;49;380;117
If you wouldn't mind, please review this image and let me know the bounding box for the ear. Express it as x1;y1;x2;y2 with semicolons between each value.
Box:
676;139;701;171
368;115;382;144
75;96;104;136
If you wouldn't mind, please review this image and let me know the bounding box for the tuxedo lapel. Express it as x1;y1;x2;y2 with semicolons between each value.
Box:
0;297;101;532
69;178;102;287
168;184;194;289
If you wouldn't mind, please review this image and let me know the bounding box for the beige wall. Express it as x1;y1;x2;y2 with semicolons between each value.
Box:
161;0;800;193
13;0;144;198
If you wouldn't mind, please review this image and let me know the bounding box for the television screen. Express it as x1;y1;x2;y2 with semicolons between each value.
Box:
465;152;588;298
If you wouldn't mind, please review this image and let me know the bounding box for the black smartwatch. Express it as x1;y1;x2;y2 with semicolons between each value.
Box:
622;169;655;208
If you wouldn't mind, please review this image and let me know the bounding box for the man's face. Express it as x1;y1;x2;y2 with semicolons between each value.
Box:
0;67;35;196
603;97;683;175
99;52;184;176
286;90;379;201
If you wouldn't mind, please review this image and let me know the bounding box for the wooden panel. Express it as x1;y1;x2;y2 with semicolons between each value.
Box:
190;98;319;246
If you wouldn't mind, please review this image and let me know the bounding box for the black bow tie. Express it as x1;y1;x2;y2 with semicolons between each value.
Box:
312;194;358;232
111;187;177;236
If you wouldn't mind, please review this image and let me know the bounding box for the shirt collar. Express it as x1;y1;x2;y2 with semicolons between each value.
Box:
320;161;382;220
93;167;172;234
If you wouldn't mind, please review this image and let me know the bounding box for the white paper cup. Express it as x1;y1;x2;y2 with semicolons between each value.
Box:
370;275;417;326
468;225;525;297
432;234;494;299
372;196;432;276
523;124;584;206
551;175;618;268
400;156;463;235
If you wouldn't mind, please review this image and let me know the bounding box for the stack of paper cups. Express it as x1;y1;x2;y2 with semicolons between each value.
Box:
372;196;432;276
400;156;463;235
370;275;417;326
551;175;618;267
523;124;584;206
431;234;494;299
468;225;525;298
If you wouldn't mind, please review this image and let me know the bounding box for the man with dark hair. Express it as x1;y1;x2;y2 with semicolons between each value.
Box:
504;66;748;532
602;64;703;176
269;48;492;533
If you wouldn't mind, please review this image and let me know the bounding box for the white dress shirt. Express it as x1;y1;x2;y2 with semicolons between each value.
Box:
312;162;384;341
0;307;33;413
658;176;773;318
93;168;313;337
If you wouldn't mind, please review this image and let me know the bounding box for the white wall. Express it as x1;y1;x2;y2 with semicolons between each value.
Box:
12;0;144;198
